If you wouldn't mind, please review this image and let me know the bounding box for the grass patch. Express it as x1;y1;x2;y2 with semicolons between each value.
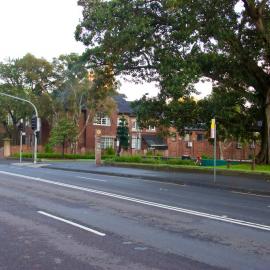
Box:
217;164;270;173
12;152;114;160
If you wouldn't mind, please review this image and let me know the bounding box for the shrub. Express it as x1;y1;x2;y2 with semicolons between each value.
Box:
201;154;212;159
104;147;115;156
114;155;142;163
44;143;53;153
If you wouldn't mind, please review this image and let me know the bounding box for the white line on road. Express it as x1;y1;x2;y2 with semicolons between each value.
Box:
38;211;106;236
1;170;270;232
77;176;107;182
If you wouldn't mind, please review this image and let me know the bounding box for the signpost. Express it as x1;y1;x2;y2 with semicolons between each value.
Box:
211;119;217;183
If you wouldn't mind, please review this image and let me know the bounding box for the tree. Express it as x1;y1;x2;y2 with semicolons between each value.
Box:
116;116;129;155
0;54;55;141
76;0;270;163
197;87;258;159
48;118;78;156
52;53;118;150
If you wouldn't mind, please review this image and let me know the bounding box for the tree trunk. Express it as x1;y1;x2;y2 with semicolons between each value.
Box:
117;144;121;156
257;89;270;164
219;141;224;160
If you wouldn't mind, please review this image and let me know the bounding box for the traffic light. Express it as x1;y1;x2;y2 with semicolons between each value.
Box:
31;116;37;130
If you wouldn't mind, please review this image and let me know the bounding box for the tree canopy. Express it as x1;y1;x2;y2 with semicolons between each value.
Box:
76;0;270;163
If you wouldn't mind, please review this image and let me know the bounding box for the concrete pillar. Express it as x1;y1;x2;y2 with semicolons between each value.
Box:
3;138;11;157
95;129;102;166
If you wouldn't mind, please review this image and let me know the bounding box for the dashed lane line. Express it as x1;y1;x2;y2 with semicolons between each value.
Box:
38;211;106;236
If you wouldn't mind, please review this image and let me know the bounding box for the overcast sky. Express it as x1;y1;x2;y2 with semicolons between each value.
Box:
0;0;211;100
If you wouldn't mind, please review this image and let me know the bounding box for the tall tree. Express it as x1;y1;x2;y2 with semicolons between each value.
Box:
0;54;55;140
48;118;78;156
52;53;118;150
76;0;270;163
116;116;130;155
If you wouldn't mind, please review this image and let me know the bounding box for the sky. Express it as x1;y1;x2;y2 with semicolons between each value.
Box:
0;0;211;100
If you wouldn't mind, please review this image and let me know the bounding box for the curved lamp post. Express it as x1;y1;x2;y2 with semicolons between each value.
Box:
0;92;39;164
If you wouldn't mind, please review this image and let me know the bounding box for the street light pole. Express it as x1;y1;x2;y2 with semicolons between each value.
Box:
0;92;39;164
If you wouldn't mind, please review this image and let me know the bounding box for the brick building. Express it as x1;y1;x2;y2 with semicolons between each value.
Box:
77;95;165;155
76;95;257;160
1;94;256;160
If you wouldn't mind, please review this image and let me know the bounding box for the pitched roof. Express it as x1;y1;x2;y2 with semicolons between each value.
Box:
113;95;134;115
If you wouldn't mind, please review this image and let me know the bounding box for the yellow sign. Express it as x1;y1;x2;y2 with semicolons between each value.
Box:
210;119;216;139
211;119;216;129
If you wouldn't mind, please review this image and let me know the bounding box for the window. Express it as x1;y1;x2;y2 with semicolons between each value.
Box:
100;136;114;149
132;120;139;131
147;126;156;132
94;115;111;126
197;134;205;141
132;136;141;150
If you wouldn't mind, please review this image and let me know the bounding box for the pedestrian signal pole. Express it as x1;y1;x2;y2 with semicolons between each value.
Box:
211;119;217;183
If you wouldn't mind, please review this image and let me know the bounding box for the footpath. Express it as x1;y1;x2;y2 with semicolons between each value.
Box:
39;160;270;196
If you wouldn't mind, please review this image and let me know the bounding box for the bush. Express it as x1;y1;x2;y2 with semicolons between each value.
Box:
107;155;194;166
44;143;53;153
201;154;212;159
113;155;142;163
104;147;115;156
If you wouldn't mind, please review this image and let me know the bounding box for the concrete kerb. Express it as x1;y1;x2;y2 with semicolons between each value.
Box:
42;165;270;196
106;162;270;180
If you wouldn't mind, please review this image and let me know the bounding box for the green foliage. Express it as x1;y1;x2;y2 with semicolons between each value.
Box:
44;143;53;153
109;155;194;165
49;118;78;155
0;54;55;141
116;116;129;153
201;154;212;160
76;0;270;163
104;146;115;155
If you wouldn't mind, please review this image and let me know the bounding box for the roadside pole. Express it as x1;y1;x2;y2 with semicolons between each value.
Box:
211;119;217;183
0;92;39;164
19;131;22;163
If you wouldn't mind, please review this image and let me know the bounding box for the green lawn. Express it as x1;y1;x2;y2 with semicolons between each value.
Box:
216;164;270;173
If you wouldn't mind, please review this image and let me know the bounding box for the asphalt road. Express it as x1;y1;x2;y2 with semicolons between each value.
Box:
0;163;269;270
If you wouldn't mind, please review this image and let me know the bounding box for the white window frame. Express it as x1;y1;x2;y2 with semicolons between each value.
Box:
94;115;111;126
132;120;139;131
131;136;141;150
100;136;114;149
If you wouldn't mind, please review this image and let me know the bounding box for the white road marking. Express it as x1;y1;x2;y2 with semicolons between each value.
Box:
1;170;270;232
77;176;107;182
231;191;270;198
11;163;49;168
79;172;185;187
38;211;106;237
